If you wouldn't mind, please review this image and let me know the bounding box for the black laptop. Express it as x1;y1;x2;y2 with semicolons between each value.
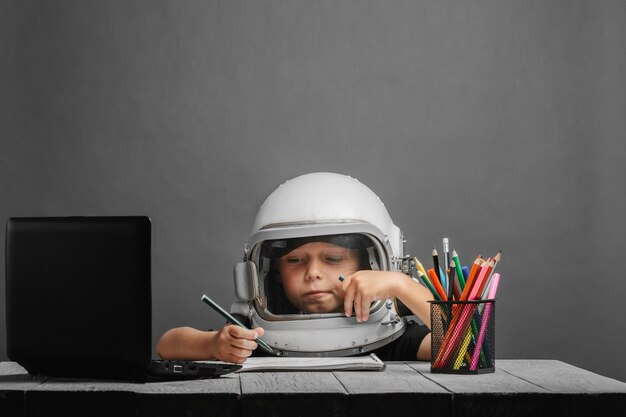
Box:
4;216;241;381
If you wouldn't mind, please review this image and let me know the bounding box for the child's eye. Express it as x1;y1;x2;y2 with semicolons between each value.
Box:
325;256;344;264
284;257;304;264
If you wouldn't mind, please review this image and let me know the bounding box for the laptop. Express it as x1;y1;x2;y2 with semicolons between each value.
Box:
4;216;241;381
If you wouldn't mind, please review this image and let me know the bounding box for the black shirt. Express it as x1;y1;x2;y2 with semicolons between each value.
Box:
369;320;430;361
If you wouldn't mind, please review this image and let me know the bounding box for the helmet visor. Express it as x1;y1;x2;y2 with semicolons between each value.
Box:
253;233;382;317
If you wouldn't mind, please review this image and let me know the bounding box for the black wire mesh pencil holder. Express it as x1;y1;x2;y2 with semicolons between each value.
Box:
429;299;496;374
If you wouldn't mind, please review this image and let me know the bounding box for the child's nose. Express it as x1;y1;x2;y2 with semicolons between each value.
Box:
304;257;323;280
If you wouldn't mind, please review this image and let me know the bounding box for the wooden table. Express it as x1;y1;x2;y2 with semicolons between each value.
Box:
1;359;625;417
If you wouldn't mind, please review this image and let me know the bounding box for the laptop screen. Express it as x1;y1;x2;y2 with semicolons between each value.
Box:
5;216;152;380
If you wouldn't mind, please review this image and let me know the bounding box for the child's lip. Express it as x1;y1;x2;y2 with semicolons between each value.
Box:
304;290;329;297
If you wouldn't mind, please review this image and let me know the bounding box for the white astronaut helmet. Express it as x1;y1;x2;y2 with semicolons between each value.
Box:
231;172;410;356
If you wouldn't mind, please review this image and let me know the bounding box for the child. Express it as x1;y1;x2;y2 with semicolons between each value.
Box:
157;173;433;363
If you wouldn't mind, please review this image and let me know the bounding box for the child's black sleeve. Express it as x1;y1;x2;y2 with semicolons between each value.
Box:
370;321;431;361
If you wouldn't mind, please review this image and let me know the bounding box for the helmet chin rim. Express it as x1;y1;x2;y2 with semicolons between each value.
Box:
249;304;407;357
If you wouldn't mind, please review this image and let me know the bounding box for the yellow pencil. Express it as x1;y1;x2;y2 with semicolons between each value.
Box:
453;326;474;370
412;256;428;278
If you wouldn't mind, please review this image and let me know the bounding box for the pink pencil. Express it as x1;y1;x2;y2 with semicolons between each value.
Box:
469;273;500;370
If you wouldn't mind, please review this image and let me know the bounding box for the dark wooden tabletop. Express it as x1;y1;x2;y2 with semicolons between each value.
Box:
1;359;625;417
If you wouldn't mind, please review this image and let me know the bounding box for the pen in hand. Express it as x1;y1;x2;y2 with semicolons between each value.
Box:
201;294;275;354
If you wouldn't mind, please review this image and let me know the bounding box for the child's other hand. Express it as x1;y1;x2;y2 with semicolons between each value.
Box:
341;271;403;322
212;324;265;364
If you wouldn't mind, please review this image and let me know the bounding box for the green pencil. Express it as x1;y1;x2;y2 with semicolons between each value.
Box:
201;294;275;354
452;249;466;290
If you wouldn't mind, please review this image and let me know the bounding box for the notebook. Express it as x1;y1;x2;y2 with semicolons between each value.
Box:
233;353;385;372
4;216;241;381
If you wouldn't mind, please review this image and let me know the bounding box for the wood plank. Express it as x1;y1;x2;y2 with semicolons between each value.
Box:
408;360;549;393
408;360;557;417
333;362;452;417
497;359;626;417
25;377;141;417
136;374;241;417
497;359;626;393
410;360;626;417
240;371;348;417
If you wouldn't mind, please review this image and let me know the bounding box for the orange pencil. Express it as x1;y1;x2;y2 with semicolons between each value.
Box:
459;255;483;301
468;259;493;300
427;268;448;301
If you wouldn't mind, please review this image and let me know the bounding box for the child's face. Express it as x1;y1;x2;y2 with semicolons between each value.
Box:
278;241;360;314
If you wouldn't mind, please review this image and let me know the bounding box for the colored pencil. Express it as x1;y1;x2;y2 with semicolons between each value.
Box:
492;250;502;269
417;270;441;301
480;251;502;299
412;256;428;278
470;273;500;370
446;263;455;301
462;265;470;281
427;268;447;301
432;247;443;288
439;266;447;293
452;249;466;289
460;255;483;301
434;302;477;368
468;259;492;300
453;326;474;370
455;305;488;369
448;261;461;300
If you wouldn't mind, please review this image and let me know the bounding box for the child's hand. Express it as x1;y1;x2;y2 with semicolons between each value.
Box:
340;271;404;322
212;324;265;364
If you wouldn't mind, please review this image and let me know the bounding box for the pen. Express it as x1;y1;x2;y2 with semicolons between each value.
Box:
201;294;275;354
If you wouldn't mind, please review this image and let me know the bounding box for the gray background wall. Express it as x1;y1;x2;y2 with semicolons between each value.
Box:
1;0;625;382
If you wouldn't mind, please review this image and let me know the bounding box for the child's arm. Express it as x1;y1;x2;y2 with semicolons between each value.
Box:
156;325;264;364
341;270;433;324
341;270;433;360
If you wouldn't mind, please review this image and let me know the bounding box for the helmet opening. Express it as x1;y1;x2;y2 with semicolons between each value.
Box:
253;233;382;316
